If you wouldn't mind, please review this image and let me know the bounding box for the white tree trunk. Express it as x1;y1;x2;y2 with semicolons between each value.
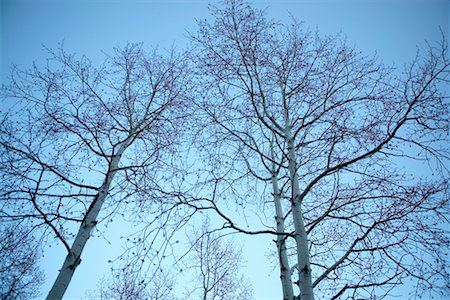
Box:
46;142;128;299
286;136;314;300
272;162;295;300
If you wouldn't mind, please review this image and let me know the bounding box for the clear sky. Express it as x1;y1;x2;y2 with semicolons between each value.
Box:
1;0;449;299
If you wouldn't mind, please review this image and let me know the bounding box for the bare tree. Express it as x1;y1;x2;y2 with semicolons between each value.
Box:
1;2;449;299
0;223;44;300
189;0;450;299
0;43;190;299
84;218;252;300
184;218;253;300
84;262;177;300
85;266;147;300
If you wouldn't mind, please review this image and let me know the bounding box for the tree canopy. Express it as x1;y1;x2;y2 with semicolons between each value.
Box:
0;1;449;299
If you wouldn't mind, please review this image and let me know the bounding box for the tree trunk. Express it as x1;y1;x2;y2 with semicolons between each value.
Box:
46;143;128;299
272;164;295;300
287;137;314;300
279;83;314;299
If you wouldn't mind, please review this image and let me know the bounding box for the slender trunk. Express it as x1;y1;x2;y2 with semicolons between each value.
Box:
46;142;129;299
272;162;295;300
286;137;314;300
279;82;314;299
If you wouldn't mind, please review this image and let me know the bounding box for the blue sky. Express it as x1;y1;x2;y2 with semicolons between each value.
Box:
1;0;449;299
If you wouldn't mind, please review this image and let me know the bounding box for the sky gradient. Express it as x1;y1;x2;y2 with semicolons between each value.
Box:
1;0;449;299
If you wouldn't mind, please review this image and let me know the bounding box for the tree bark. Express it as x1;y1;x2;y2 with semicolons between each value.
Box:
46;141;129;299
272;165;295;300
287;136;314;300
